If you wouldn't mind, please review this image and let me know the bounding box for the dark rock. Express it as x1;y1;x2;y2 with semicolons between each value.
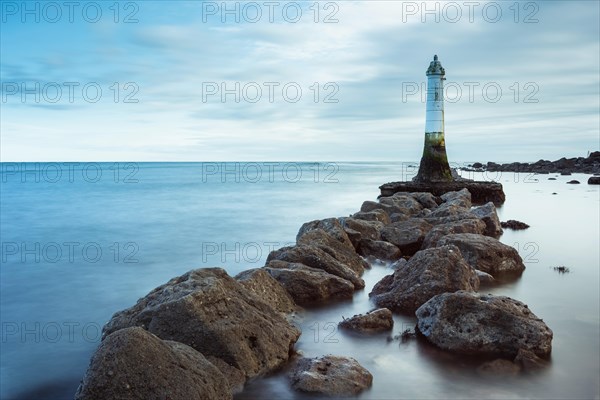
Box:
339;308;394;333
472;162;483;169
369;245;479;314
267;245;365;289
416;291;553;358
75;327;232;400
380;218;433;256
514;348;550;371
476;270;496;286
358;239;402;261
501;220;530;230
390;212;410;223
440;188;472;208
297;229;368;276
342;227;362;250
339;217;384;242
352;209;391;224
560;171;572;176
389;258;408;270
476;359;521;377
436;233;525;278
421;219;487;249
235;268;297;314
410;192;440;209
289;355;373;396
265;261;354;306
102;268;300;385
588;176;600;185
379;181;505;206
471;202;503;237
566;180;580;184
297;218;354;250
548;177;557;180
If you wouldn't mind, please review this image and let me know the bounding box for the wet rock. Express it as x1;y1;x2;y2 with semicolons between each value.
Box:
267;245;365;289
566;180;580;184
369;245;479;314
289;355;373;396
440;188;472;208
514;348;550;371
265;261;354;306
358;239;402;261
500;220;530;230
436;233;525;278
380;218;433;256
416;291;553;358
339;308;394;333
352;209;391;224
75;327;232;400
297;229;368;276
421;219;487;249
471;202;503;237
476;270;496;286
297;218;354;251
235;268;297;314
588;176;600;185
102;268;300;385
476;359;521;377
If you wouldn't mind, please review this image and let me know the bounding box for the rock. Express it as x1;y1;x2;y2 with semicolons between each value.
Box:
436;233;525;278
566;180;580;184
421;219;487;249
588;176;600;185
102;268;300;385
416;291;553;358
389;258;408;270
476;270;496;286
297;218;354;250
426;204;473;220
267;245;365;289
380;218;433;256
235;268;297;314
339;308;394;333
410;192;440;209
75;327;232;400
440;189;472;208
339;217;384;242
548;177;556;180
265;261;354;306
471;202;503;237
352;209;391;224
380;193;424;216
476;359;521;377
360;200;404;218
514;348;550;371
342;227;362;249
379;181;505;206
358;239;402;261
369;245;479;314
297;229;368;276
472;162;483;169
289;355;373;396
390;212;410;223
560;171;571;176
500;220;530;230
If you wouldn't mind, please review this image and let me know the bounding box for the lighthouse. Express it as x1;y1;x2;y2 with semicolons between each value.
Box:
415;55;453;182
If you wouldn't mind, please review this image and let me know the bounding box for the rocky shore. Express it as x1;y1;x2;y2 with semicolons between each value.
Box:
76;188;553;399
467;151;600;175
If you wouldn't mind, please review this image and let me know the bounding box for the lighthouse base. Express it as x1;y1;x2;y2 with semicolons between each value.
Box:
379;180;506;206
415;132;453;182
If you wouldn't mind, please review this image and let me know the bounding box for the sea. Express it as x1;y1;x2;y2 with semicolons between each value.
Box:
1;162;598;400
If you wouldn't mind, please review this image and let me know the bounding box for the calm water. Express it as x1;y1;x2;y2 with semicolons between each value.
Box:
1;163;598;400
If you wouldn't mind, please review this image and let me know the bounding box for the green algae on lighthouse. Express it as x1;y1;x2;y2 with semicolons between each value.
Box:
416;55;453;183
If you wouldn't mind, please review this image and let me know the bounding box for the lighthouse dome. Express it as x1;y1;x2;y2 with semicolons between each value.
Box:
426;55;445;76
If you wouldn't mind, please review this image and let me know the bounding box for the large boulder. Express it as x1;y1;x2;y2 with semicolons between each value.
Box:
102;268;300;384
421;219;487;249
410;192;440;209
436;233;525;277
471;202;503;237
351;209;391;224
265;261;354;305
440;188;472;208
75;327;232;400
266;245;365;289
297;218;354;250
289;355;373;396
416;291;553;358
360;200;405;218
297;229;368;275
369;245;479;314
380;193;424;216
235;268;297;314
339;308;394;333
339;217;384;241
380;218;433;256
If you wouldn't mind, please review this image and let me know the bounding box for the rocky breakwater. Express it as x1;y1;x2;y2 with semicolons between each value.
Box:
77;188;552;399
472;151;600;175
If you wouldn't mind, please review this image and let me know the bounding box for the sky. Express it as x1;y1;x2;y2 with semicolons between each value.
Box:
1;0;599;162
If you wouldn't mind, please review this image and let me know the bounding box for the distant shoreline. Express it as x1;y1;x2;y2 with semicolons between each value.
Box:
463;151;600;174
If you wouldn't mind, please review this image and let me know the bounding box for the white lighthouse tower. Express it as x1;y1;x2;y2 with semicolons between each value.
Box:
416;55;453;182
